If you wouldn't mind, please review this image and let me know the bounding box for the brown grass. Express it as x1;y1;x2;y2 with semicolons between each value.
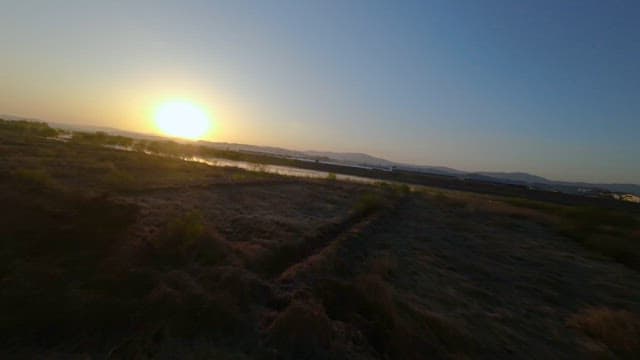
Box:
266;300;333;359
567;307;640;357
446;192;640;270
368;252;397;279
3;119;640;358
149;210;229;268
353;191;386;216
11;168;59;191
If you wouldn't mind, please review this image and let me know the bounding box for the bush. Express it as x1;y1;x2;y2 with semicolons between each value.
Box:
428;191;468;208
314;274;397;354
394;183;411;195
353;192;385;216
71;131;135;147
267;300;332;359
151;211;227;268
11;168;57;190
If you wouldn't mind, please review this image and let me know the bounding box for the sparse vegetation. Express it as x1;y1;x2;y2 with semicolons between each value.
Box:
267;300;333;359
71;130;134;147
1;120;640;358
11;168;58;190
353;191;387;216
0;118;59;137
150;210;228;267
368;252;397;279
494;196;640;269
567;307;640;358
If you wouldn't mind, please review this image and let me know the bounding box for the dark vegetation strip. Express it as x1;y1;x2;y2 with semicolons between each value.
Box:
119;179;301;195
499;196;640;270
0;170;265;357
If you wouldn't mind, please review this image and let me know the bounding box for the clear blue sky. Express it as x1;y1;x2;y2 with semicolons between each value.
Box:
1;0;639;183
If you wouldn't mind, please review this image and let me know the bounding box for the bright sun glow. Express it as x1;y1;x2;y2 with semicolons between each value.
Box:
155;101;211;139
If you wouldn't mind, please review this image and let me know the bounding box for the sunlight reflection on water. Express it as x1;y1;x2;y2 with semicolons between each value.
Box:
101;144;380;184
183;156;379;184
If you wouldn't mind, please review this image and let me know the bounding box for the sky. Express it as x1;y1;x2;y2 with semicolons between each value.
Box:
1;0;639;184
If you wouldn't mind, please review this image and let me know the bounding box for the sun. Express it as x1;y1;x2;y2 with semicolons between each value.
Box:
154;101;211;139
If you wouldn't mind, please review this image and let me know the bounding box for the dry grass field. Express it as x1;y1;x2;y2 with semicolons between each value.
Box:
1;120;639;359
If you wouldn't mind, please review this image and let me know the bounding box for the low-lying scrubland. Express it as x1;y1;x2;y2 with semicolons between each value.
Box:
498;197;639;270
567;307;640;358
422;189;640;270
1;119;639;358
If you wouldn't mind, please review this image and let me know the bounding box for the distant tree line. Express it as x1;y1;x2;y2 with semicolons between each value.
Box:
0;119;59;137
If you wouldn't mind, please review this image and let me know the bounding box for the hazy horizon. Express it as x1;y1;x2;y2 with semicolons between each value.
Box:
2;1;639;184
4;112;638;188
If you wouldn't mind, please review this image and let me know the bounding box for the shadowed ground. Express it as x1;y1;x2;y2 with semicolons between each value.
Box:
1;121;639;359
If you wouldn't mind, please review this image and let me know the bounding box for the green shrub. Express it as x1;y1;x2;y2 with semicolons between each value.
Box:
0;119;58;137
71;131;135;147
392;183;411;195
152;211;227;268
167;211;206;241
353;192;385;216
104;167;137;190
12;168;57;190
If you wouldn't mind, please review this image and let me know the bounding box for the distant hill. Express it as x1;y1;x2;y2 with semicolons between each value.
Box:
301;151;396;167
467;172;640;197
395;164;466;176
196;141;640;197
473;172;551;184
198;141;311;159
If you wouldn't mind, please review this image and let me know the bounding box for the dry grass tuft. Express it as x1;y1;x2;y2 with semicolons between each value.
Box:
567;307;640;357
353;192;386;216
368;252;397;279
266;300;333;359
150;210;229;268
11;168;59;191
